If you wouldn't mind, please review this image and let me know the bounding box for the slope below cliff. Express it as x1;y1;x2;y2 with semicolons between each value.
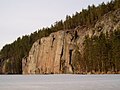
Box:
22;9;120;74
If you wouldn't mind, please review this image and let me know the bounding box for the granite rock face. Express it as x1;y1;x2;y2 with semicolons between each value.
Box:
22;30;82;74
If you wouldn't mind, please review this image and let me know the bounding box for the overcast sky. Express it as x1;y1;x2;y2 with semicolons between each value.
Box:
0;0;111;50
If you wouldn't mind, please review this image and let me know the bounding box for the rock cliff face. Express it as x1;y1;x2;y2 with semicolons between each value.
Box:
22;30;82;74
22;9;120;74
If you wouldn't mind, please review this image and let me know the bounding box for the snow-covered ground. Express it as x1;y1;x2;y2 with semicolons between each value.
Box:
0;74;120;90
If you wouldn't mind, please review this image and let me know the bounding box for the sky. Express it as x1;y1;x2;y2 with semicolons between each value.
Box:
0;0;111;50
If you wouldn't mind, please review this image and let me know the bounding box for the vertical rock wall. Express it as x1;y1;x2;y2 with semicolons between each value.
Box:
22;30;79;74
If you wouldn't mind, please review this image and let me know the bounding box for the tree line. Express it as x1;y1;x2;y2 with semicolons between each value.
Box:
80;29;120;74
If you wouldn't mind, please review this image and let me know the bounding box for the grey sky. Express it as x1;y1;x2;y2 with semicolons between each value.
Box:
0;0;111;50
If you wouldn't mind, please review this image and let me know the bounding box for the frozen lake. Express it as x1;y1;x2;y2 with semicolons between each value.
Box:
0;74;120;90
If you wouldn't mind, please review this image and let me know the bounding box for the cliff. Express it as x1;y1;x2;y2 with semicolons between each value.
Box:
22;9;120;74
22;30;79;74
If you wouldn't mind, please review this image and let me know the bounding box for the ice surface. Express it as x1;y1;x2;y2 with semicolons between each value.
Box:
0;74;120;90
